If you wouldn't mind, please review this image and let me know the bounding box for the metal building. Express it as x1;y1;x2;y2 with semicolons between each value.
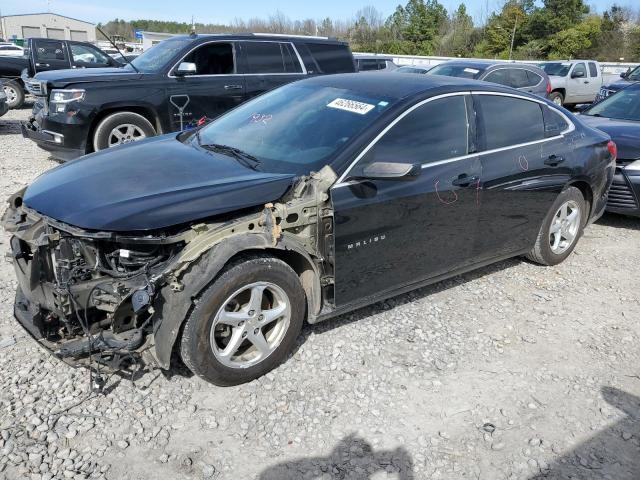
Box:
0;13;96;42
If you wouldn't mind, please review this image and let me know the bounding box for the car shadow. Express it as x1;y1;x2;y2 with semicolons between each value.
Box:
596;212;640;231
529;386;640;479
258;433;415;479
0;118;23;135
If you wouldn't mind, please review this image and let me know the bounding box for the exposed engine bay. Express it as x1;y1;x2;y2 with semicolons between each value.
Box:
1;166;337;373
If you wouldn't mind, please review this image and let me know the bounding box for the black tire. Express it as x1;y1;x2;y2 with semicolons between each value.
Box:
526;187;586;266
549;91;564;107
180;255;306;386
93;111;156;151
3;80;25;109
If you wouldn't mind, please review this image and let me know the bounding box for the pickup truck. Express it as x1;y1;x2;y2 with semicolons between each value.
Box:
22;33;356;160
539;60;603;107
0;37;120;108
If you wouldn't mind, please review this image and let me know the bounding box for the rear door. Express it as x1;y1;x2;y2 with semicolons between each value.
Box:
587;62;602;99
29;38;71;74
331;94;482;305
167;41;245;131
239;41;306;101
473;93;572;260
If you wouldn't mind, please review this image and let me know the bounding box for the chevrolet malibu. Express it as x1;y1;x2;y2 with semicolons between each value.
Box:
2;74;616;386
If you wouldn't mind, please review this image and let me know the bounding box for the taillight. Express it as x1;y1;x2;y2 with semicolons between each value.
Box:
607;140;617;160
546;82;552;95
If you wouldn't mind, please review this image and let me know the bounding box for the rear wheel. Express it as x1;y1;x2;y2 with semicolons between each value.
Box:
3;80;25;109
549;91;564;106
93;111;156;151
527;187;586;266
180;256;305;386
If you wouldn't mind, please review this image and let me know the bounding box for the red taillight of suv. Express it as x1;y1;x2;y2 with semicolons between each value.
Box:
546;82;552;95
607;140;617;160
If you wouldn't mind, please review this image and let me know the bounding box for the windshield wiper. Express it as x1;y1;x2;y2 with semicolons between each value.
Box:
198;143;261;170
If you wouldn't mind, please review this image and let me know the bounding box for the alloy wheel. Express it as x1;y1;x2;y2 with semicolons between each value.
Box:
107;124;147;147
3;85;17;104
549;200;581;255
553;96;562;106
210;282;291;369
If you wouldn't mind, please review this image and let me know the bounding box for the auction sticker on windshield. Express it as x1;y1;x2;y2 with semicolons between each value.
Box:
327;98;375;115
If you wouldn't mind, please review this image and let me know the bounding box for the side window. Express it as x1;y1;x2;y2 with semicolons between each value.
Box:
35;40;67;62
358;59;379;71
588;62;598;78
281;44;303;73
476;95;545;149
483;69;510;86
304;43;354;73
526;70;542;86
542;106;569;137
182;42;234;75
70;44;110;65
508;69;531;88
572;63;586;78
358;96;469;170
243;41;292;74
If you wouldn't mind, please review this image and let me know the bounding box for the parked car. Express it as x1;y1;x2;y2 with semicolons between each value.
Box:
580;83;640;217
0;43;25;57
0;37;120;108
539;60;603;106
596;64;640;102
426;60;551;98
22;33;356;161
355;55;398;72
0;85;8;117
2;73;615;386
394;65;431;74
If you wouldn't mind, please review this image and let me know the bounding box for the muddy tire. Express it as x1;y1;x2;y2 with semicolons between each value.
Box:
93;111;156;152
3;80;25;109
526;187;586;266
180;255;305;386
549;91;564;107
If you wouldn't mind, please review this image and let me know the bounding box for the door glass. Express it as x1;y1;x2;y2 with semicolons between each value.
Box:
70;44;110;65
542;107;569;137
588;62;598;77
483;69;510;86
355;95;469;173
182;42;234;75
509;69;531;88
572;63;586;78
244;42;288;74
477;95;544;149
281;44;303;73
35;40;67;62
358;59;379;71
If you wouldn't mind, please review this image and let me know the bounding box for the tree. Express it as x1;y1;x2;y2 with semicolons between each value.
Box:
439;4;475;56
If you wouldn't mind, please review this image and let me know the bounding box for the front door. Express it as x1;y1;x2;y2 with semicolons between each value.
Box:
473;93;572;260
567;62;590;103
331;94;482;306
30;39;71;74
167;41;246;131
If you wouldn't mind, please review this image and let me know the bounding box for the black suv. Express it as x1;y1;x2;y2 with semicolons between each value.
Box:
22;34;356;160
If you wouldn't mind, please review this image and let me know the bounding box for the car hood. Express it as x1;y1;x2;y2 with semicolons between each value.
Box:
603;79;637;91
22;135;297;232
34;67;144;85
579;115;640;161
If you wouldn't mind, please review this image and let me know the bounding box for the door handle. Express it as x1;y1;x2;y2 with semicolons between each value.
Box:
584;80;589;84
224;84;243;90
35;63;50;68
545;154;565;166
451;174;479;187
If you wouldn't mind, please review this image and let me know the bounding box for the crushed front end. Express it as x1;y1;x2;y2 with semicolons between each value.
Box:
2;189;185;372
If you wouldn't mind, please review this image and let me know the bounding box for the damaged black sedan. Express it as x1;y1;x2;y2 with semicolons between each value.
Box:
2;74;615;386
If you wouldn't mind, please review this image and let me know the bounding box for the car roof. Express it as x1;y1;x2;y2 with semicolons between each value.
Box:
302;72;524;101
168;33;348;45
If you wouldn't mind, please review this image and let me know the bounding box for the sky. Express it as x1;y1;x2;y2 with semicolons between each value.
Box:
1;0;638;26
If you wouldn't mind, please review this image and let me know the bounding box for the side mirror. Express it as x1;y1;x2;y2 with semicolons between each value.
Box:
571;70;585;79
175;62;197;76
360;162;421;180
620;71;628;78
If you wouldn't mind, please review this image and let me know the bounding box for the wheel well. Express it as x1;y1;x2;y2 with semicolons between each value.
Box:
551;88;566;98
568;181;593;218
86;106;161;154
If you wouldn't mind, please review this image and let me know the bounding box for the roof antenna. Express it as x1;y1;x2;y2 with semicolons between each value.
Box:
190;16;196;37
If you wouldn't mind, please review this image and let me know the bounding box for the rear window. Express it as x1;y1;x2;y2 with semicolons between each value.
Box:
306;43;354;74
476;95;545;150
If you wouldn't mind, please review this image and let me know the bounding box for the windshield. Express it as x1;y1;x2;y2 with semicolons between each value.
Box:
191;83;395;175
627;66;640;81
427;64;483;79
539;62;571;77
584;86;640;122
125;37;192;73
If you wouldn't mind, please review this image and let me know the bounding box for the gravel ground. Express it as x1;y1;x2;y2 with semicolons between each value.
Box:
1;106;639;480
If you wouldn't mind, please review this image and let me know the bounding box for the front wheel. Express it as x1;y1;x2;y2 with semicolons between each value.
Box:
180;256;306;386
93;111;156;152
526;187;586;266
3;80;25;109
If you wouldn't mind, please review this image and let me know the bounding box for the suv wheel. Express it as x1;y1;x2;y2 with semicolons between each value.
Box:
3;80;25;109
180;256;306;386
93;111;156;151
549;91;564;106
526;187;586;266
